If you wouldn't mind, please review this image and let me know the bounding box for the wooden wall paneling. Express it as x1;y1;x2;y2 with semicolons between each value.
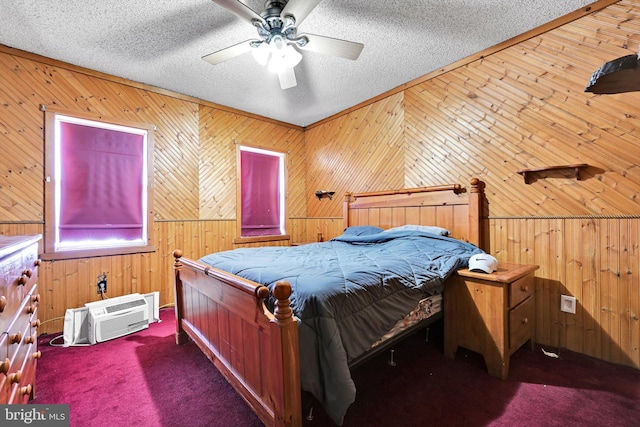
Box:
48;56;201;221
289;217;344;243
288;219;306;244
549;218;563;352
630;218;640;367
619;218;632;365
489;217;640;369
405;80;532;215
215;109;305;215
0;58;45;222
564;218;582;353
536;218;554;347
602;218;618;363
199;107;238;220
580;218;598;359
406;5;635;215
305;94;405;218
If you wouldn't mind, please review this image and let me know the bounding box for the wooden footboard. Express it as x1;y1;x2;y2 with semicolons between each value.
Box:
173;250;302;427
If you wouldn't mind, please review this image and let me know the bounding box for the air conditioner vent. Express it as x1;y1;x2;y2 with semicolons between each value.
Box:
106;298;146;314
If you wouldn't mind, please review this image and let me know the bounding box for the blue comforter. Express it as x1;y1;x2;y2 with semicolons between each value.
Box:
199;229;482;425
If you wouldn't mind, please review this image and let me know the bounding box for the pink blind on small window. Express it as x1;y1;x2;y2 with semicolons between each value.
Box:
241;150;281;236
59;121;145;242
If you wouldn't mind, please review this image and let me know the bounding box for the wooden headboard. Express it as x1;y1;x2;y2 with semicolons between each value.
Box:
343;178;484;249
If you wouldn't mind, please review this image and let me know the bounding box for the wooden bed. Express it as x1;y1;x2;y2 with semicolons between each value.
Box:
173;178;484;427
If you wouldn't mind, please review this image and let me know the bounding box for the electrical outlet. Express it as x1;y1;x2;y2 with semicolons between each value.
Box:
560;294;576;314
97;274;107;294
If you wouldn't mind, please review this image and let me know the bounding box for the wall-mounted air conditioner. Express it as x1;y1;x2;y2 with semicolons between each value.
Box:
63;291;159;346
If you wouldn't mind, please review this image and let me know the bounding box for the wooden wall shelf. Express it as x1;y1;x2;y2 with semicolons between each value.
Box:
516;164;588;184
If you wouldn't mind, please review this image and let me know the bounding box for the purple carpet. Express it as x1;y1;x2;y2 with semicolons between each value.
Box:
34;309;640;426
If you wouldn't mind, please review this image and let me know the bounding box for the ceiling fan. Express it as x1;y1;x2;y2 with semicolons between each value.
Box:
203;0;364;90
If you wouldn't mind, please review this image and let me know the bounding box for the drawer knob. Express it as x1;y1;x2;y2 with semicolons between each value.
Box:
34;259;41;267
22;269;33;278
18;274;28;286
0;358;10;374
520;285;529;292
522;317;529;325
8;370;21;384
27;304;36;314
32;351;42;360
10;331;22;344
31;294;41;303
25;335;36;344
20;384;33;396
32;319;41;328
0;295;5;312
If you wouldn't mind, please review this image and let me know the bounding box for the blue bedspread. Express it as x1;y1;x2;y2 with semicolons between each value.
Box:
199;229;482;425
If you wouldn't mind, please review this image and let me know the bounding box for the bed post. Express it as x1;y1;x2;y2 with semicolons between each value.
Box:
468;178;484;250
272;281;302;427
173;250;189;345
343;192;353;231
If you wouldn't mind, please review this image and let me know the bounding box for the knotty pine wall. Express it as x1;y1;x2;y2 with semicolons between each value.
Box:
0;46;309;334
305;0;640;369
1;0;639;369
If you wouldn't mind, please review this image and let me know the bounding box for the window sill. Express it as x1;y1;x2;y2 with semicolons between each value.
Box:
41;245;157;261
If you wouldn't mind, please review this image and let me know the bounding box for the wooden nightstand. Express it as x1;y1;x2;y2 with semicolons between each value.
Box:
444;262;539;379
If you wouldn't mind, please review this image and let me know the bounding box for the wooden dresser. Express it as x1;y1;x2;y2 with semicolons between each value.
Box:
444;262;539;379
0;234;42;403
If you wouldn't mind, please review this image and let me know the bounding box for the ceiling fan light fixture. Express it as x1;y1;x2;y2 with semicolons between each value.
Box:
251;42;270;66
266;37;302;74
206;0;363;90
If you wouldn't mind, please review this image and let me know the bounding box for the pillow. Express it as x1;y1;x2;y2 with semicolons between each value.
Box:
383;224;450;236
342;225;385;236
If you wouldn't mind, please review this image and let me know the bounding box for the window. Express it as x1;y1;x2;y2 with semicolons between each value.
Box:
238;145;286;239
43;109;155;259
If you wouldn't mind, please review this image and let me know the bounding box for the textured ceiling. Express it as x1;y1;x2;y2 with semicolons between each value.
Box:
0;0;594;127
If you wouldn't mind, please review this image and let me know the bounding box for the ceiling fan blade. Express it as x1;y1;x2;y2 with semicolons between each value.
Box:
281;0;322;25
278;67;297;90
202;39;256;65
211;0;265;25
297;33;364;60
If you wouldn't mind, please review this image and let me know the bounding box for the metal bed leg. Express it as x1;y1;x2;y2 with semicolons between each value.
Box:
306;406;314;421
425;327;430;342
388;349;397;366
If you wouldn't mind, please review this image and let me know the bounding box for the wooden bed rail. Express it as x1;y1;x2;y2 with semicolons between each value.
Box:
173;249;270;300
173;250;302;426
347;183;465;199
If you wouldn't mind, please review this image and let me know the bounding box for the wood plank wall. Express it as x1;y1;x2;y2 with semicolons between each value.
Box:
305;0;640;369
1;0;640;370
0;46;306;334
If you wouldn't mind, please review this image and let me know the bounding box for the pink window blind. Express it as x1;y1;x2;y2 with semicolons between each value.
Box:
240;150;281;236
58;121;145;242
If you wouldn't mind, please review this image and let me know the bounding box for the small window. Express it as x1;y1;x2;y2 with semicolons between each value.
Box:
238;145;286;238
43;109;155;259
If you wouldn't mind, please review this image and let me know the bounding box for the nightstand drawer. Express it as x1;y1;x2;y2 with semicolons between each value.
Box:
509;296;534;350
509;274;533;308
